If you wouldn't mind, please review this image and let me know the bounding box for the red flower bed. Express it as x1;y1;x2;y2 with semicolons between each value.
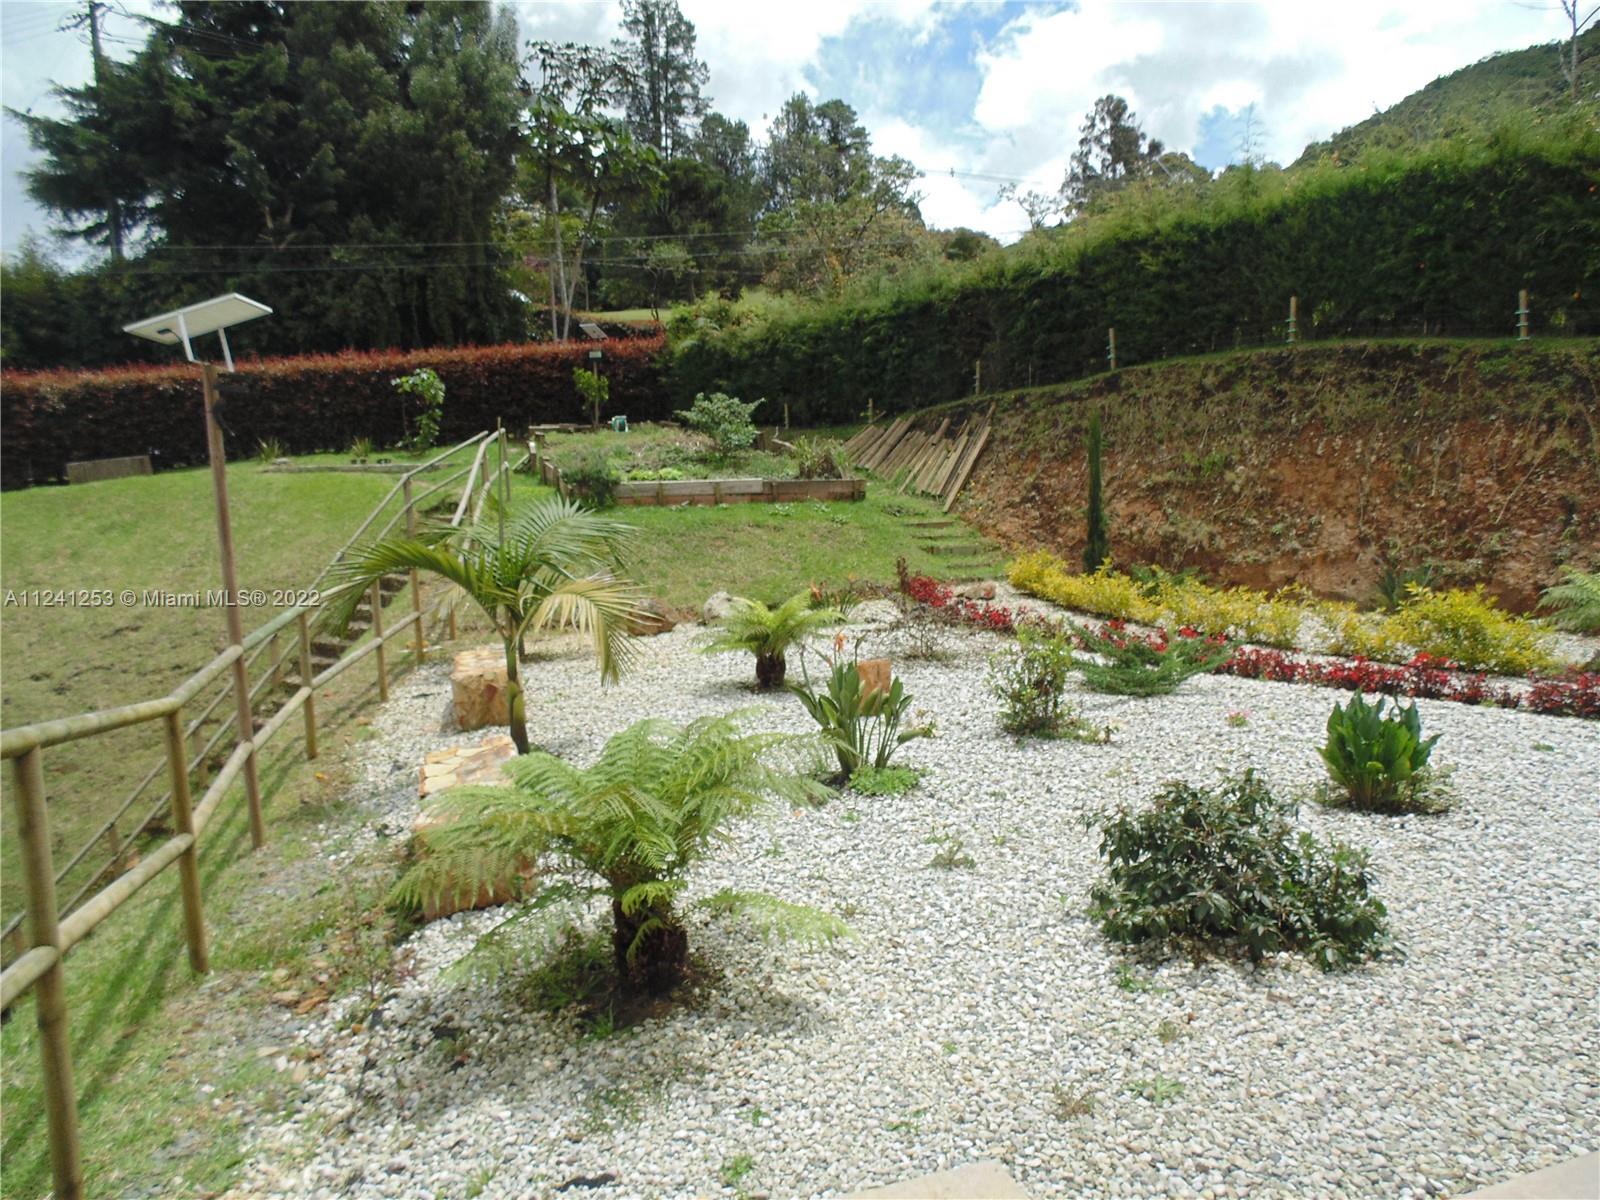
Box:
898;570;1599;720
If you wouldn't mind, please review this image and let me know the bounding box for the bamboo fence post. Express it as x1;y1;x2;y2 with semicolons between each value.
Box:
370;582;389;702
1287;296;1299;345
162;709;208;973
12;746;84;1199
296;611;317;760
1516;289;1531;341
1107;327;1118;371
202;364;265;849
403;478;424;667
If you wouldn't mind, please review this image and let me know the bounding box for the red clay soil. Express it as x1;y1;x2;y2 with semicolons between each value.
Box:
948;341;1600;612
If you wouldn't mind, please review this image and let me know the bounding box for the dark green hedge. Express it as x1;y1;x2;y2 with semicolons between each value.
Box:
2;333;668;487
669;128;1600;423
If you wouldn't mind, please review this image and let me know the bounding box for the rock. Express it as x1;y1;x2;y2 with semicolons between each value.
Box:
418;735;516;798
955;581;996;600
702;591;739;623
450;645;509;732
412;734;532;920
629;598;678;637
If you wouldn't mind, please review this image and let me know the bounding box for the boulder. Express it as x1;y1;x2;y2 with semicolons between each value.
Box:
413;734;534;921
858;658;892;699
702;590;740;623
450;645;509;732
954;581;997;601
629;597;678;637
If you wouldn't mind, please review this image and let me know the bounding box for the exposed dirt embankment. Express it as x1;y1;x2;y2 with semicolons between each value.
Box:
943;342;1600;612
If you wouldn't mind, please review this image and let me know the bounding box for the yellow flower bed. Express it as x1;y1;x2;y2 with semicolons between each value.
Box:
1006;553;1558;675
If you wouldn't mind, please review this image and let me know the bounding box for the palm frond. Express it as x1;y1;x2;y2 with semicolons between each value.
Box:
528;576;644;683
699;592;843;657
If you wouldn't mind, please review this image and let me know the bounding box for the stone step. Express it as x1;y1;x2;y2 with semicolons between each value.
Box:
924;543;992;557
906;519;958;528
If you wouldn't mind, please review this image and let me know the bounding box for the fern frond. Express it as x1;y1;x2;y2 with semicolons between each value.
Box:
1540;567;1600;634
696;889;853;946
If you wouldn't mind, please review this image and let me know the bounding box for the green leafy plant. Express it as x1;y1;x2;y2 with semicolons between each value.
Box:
573;366;610;429
718;1154;755;1189
391;367;445;452
1128;1076;1185;1104
327;496;640;753
847;765;921;796
700;592;842;689
1539;566;1600;634
925;831;976;870
1375;562;1438;613
391;713;849;996
790;435;845;480
789;661;933;781
1386;585;1556;674
1073;624;1232;696
1318;690;1443;812
256;436;285;464
565;448;620;508
1088;771;1392;970
348;435;374;463
675;391;762;457
1083;407;1109;572
988;626;1108;740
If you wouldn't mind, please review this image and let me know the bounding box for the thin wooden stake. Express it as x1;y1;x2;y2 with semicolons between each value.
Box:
403;477;424;666
370;582;389;702
12;746;84;1199
1107;327;1118;371
296;611;318;760
1287;295;1299;345
163;709;208;973
1516;289;1531;341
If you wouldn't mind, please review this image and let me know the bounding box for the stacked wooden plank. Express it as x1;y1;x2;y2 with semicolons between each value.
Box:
842;406;994;512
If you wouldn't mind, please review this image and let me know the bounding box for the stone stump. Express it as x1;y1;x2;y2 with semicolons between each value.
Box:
413;734;535;921
451;645;509;732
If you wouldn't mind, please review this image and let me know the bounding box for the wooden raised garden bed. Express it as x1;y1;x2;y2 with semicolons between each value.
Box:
534;456;863;506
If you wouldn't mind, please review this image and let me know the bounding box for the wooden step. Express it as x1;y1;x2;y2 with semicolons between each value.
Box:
924;543;991;557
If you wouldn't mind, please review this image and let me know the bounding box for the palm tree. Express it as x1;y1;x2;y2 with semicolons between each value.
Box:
700;592;842;688
326;496;641;753
391;713;850;995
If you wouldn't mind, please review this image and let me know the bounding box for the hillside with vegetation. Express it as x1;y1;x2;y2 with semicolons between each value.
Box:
1295;25;1600;164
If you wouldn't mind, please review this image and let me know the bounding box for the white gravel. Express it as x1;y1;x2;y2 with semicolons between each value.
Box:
235;613;1600;1200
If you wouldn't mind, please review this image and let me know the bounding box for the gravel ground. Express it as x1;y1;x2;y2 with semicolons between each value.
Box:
234;609;1599;1200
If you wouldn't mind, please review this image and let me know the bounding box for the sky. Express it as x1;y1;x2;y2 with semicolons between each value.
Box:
0;0;1574;258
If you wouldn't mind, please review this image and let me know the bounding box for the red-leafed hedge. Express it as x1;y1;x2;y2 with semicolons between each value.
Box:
1;333;669;486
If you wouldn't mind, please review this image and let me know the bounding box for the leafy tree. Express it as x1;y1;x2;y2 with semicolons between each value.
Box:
327;496;641;754
392;713;848;995
701;593;843;688
615;0;709;159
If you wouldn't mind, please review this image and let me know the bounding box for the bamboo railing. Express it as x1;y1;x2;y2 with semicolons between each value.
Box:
0;428;523;1199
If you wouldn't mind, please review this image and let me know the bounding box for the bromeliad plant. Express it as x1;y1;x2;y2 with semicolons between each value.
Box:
391;713;849;996
789;658;933;782
1318;690;1442;812
700;592;843;689
326;496;641;753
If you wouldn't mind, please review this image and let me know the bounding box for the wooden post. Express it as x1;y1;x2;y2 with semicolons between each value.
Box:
370;581;389;702
783;402;790;430
12;747;84;1200
1286;296;1299;345
403;477;424;667
296;610;318;760
974;359;982;394
867;397;875;425
268;633;282;687
162;709;208;973
202;364;265;849
1516;289;1531;341
1107;327;1118;372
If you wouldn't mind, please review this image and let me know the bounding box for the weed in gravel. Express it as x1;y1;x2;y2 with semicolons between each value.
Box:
849;765;921;795
1112;964;1170;995
1128;1076;1185;1104
1053;1086;1097;1118
885;1109;926;1134
719;1154;756;1188
925;831;976;870
1156;1018;1187;1044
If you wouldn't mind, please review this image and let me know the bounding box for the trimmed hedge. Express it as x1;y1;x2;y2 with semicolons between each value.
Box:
2;333;669;486
669;128;1600;423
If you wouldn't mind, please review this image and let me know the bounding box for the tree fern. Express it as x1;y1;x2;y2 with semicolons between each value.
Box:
391;712;843;995
700;592;843;688
1540;566;1600;634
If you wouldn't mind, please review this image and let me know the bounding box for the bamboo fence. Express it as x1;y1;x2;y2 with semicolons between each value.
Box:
0;428;522;1200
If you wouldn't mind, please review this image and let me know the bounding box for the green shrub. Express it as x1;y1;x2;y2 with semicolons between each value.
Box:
790;661;932;780
623;467;686;482
848;765;921;796
790;435;845;479
1087;772;1392;971
564;449;619;508
391;366;445;452
1386;585;1556;674
573;366;610;428
1539;566;1600;635
256;437;285;463
675;391;762;456
347;435;373;462
1319;691;1443;812
988;627;1110;741
1073;624;1231;696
